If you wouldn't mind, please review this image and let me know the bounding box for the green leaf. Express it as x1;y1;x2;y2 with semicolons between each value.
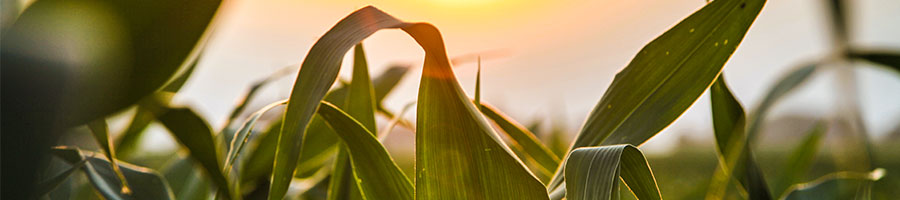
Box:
240;88;345;185
550;0;766;191
329;43;376;200
317;102;414;200
156;107;235;200
88;119;131;194
52;147;175;200
116;57;201;158
479;103;560;179
1;0;220;126
707;75;772;199
374;65;411;105
782;168;885;200
564;145;661;200
36;158;88;197
223;100;288;177
849;51;900;74
268;6;545;199
746;63;818;142
774;122;827;196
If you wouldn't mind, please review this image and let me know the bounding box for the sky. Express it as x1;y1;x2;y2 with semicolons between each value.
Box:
161;0;900;152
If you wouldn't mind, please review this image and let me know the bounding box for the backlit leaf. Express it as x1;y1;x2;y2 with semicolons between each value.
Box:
774;122;827;196
564;145;661;200
550;0;766;191
156;107;235;199
317;102;414;200
479;103;560;179
52;147;175;200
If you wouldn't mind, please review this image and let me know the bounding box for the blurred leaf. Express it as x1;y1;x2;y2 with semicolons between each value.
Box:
707;75;772;199
117;57;201;158
475;56;482;107
826;0;848;46
774;122;827;196
564;145;661;200
746;63;818;142
52;147;175;200
220;66;296;147
156;107;235;200
550;0;766;191
782;168;885;200
317;102;414;200
849;51;900;74
88;119;131;194
1;0;220;127
373;65;411;105
1;0;218;196
479;103;561;179
36;158;88;197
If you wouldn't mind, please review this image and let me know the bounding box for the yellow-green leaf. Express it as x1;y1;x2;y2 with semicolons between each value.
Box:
270;6;547;199
317;102;414;200
156;107;235;200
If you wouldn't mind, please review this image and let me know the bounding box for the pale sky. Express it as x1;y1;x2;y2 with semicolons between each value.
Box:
164;0;900;152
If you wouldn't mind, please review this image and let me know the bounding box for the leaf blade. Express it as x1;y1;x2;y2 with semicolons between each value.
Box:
564;145;661;200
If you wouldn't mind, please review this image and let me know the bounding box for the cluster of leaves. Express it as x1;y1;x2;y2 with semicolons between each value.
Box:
3;0;898;199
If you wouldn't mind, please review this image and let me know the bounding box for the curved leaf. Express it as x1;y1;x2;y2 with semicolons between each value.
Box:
564;145;661;200
707;75;772;199
270;6;547;199
88;119;131;194
849;51;900;74
782;168;885;200
774;122;827;195
317;102;414;200
52;147;175;200
156;107;234;200
746;63;818;142
550;0;767;191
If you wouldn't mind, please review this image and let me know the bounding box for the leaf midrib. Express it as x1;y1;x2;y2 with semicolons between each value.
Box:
595;1;744;146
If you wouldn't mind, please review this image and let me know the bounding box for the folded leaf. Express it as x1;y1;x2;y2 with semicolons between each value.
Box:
88;119;131;194
52;147;175;200
317;102;414;200
564;145;661;200
270;6;547;199
156;107;235;200
707;75;772;199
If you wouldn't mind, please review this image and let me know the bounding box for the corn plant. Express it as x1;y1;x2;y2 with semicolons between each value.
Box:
3;0;897;199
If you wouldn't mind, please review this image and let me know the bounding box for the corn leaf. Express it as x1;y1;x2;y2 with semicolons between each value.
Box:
746;64;818;142
374;65;411;106
240;88;346;185
36;158;88;197
549;0;766;191
156;107;235;200
707;75;772;199
849;51;900;74
87;119;131;194
782;169;885;200
52;147;175;200
116;58;199;158
329;44;376;200
161;156;208;199
773;122;827;196
564;145;661;200
479;103;561;179
270;6;546;199
317;102;414;200
222;99;287;193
